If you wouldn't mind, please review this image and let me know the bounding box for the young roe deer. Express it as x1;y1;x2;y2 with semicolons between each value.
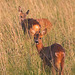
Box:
32;29;65;75
18;6;52;35
18;6;41;35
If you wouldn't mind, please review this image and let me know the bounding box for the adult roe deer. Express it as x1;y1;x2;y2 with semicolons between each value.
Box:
18;6;52;35
32;29;65;75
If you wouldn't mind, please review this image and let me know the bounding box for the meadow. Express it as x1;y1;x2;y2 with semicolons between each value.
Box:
0;0;75;75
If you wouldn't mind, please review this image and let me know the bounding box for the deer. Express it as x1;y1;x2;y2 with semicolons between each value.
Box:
18;6;41;35
32;29;65;75
18;6;52;35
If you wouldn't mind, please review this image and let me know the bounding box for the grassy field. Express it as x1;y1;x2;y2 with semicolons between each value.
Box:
0;0;75;75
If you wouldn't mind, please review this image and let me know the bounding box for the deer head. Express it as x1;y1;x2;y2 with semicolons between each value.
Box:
34;28;47;44
18;6;29;22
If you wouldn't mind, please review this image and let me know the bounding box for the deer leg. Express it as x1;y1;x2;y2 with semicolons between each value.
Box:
60;57;64;75
28;30;31;39
51;67;56;75
43;62;45;71
54;62;61;75
43;57;46;71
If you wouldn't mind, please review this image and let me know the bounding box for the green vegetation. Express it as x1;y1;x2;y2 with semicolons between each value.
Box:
0;0;75;75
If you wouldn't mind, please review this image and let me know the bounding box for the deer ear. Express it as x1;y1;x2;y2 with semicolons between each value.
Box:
41;28;47;35
18;6;22;12
26;10;29;14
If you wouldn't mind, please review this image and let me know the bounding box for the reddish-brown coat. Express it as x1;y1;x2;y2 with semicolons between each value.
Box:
34;31;65;75
36;18;52;31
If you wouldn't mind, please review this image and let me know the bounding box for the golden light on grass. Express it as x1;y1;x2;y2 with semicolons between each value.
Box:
0;0;75;75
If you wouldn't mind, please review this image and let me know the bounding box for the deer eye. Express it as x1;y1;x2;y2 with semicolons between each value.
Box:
21;16;22;18
34;37;35;39
39;37;41;39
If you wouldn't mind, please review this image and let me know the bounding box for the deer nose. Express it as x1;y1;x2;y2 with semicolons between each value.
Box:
35;40;38;44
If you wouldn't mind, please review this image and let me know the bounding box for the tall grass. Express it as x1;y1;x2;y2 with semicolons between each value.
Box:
0;0;75;75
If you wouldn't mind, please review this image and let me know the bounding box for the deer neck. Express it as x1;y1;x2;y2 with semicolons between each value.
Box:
36;43;44;53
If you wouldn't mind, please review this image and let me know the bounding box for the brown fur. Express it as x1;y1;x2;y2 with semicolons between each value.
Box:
18;6;52;35
36;18;52;31
34;31;65;75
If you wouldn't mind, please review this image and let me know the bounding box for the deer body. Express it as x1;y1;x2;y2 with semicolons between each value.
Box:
34;30;65;75
20;18;41;35
36;18;52;31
